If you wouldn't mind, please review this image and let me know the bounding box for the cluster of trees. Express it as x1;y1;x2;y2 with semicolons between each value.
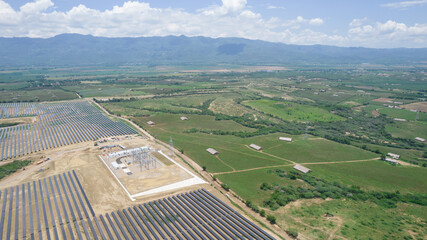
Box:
260;169;427;210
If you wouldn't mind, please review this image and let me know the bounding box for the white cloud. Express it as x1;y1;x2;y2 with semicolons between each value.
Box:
309;18;324;26
348;20;427;47
349;17;368;27
382;0;427;8
0;0;426;48
267;5;285;10
20;0;53;13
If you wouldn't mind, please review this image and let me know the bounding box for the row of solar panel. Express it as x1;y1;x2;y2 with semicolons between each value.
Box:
0;170;95;240
0;102;37;119
1;171;275;240
0;101;137;160
92;189;275;240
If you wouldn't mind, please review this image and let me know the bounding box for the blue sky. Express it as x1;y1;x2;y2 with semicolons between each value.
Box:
1;0;426;48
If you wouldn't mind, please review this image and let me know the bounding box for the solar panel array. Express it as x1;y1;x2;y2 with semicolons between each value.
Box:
0;101;137;161
0;170;96;240
0;171;276;240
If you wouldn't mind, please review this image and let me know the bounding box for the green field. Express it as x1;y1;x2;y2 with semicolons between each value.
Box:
243;99;344;122
256;135;377;163
0;88;78;102
279;199;426;240
386;121;427;140
378;107;427;121
309;161;427;193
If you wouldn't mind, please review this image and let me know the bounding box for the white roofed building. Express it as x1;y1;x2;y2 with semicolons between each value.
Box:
415;137;425;142
279;137;292;142
384;158;399;164
206;148;219;155
387;153;400;159
180;116;188;120
249;144;262;151
293;164;311;173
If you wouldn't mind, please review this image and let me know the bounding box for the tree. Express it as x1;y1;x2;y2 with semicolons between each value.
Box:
266;215;276;224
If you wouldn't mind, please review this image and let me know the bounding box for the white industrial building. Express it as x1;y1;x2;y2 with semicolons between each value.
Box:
279;137;292;142
249;144;262;151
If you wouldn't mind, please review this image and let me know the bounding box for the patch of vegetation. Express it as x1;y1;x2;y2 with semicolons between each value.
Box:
0;160;32;180
244;99;344;122
261;169;426;211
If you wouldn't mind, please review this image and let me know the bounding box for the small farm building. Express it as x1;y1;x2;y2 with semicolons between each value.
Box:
206;148;219;155
293;164;311;173
387;153;400;159
393;118;407;122
249;144;262;151
147;121;155;125
279;137;292;142
181;116;188;120
385;158;399;165
415;137;425;142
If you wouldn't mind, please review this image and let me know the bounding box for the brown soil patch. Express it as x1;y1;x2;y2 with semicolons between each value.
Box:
372;110;380;117
0;116;38;125
401;102;427;113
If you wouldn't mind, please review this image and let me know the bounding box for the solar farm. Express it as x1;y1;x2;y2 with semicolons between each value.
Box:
0;101;137;160
0;100;279;239
0;170;274;239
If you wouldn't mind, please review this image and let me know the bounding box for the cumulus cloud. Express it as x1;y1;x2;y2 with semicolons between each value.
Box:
0;0;426;48
382;0;427;8
348;20;427;47
349;17;368;27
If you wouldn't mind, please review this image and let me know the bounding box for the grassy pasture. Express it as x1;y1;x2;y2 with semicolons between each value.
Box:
309;161;427;193
386;121;427;140
137;114;255;133
244;99;344;122
0;88;77;102
256;134;377;163
280;199;426;240
378;107;427;121
216;166;305;204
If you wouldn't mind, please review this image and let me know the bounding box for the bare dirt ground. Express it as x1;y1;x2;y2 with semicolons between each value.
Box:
401;101;427;113
0;136;206;215
0;116;38;125
372;97;393;103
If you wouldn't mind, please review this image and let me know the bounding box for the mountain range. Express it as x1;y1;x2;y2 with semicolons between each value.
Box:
0;34;426;67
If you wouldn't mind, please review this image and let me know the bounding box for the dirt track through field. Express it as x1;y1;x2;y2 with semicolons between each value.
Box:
245;145;296;164
214;156;381;175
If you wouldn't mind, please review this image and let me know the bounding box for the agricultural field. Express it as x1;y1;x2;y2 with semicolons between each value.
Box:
278;199;426;240
243;99;345;122
386;121;427;140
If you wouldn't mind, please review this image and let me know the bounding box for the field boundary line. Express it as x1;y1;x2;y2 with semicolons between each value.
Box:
214;163;294;175
215;155;236;172
245;145;295;164
300;157;380;165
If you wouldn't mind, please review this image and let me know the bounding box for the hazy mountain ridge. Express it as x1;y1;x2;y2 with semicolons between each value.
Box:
0;34;426;67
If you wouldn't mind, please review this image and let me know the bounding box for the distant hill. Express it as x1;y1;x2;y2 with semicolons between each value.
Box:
0;34;426;67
